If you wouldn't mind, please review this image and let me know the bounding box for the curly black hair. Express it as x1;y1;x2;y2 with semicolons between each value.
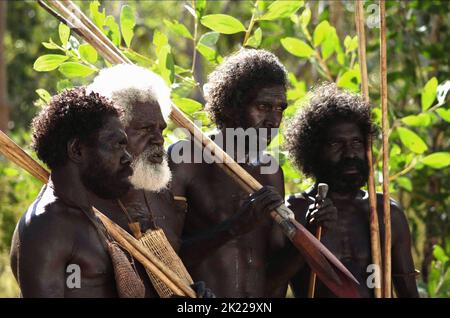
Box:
205;48;287;128
31;87;119;169
284;83;375;178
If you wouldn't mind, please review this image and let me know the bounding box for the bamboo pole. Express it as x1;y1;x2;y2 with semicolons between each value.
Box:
355;0;383;298
37;0;362;297
0;130;49;182
379;0;392;298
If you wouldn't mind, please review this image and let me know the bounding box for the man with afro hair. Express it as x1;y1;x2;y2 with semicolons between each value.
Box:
10;87;135;297
284;83;419;298
168;48;292;297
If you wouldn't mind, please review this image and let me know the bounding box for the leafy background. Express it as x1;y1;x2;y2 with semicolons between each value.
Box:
0;0;448;297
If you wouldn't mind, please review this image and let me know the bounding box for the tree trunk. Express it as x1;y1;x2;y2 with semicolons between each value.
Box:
0;0;10;132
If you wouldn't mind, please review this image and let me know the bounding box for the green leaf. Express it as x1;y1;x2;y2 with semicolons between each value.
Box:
421;77;438;111
396;127;428;154
300;7;311;28
313;20;330;47
199;32;220;47
245;27;262;48
321;27;338;60
173;98;203;115
33;54;69;72
280;37;315;58
58;62;96;78
400;113;432;127
200;14;246;34
433;245;449;263
42;38;61;50
123;49;152;67
344;35;358;54
56;79;72;92
164;20;193;40
90;0;106;29
422;152;450;169
36;89;51;103
337;70;360;92
78;44;98;64
435;108;450;122
396;176;412;192
104;15;121;47
153;30;169;54
196;0;206;17
120;5;135;48
196;43;222;64
156;45;175;85
259;0;304;21
58;23;70;46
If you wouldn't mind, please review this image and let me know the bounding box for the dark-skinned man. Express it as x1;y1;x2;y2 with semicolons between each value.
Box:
284;83;419;298
10;87;136;297
87;63;275;297
169;49;291;298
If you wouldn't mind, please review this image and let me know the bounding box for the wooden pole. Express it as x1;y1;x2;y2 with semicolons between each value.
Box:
379;0;392;298
355;0;383;298
307;183;329;298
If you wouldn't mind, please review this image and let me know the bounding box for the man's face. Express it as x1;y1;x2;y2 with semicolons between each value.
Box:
316;121;368;194
124;101;171;192
80;116;133;199
243;85;287;145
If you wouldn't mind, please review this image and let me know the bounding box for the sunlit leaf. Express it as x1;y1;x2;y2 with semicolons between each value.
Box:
422;152;450;169
435;108;450;122
401;113;432;127
259;0;304;21
201;14;246;34
104;15;121;47
421;77;438;111
35;89;51;103
199;32;220;47
90;0;106;29
433;245;449;263
173;97;203;115
396;176;412;192
58;62;97;78
280;37;315;58
245;28;262;48
300;7;311;28
33;54;69;72
313;20;330;47
164;20;193;40
337;70;360;92
79;44;98;64
120;5;135;47
58;22;70;47
396;127;428;154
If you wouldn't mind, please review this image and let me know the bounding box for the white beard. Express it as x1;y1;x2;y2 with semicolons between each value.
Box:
130;151;172;192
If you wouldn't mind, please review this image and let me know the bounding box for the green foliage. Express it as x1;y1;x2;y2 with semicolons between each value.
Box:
427;242;450;298
200;14;246;34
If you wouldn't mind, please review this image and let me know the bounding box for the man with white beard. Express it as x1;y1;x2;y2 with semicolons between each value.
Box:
86;64;277;297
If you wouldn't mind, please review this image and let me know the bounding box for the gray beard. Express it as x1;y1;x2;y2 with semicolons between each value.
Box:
130;149;172;192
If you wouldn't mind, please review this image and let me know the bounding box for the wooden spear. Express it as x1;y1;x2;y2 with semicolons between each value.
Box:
0;127;195;297
38;0;361;297
307;183;329;298
379;0;392;298
355;0;383;298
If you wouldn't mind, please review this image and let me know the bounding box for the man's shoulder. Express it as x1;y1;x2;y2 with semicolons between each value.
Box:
19;186;85;240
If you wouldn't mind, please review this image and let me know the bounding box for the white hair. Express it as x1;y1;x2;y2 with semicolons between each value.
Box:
130;152;172;192
87;64;172;122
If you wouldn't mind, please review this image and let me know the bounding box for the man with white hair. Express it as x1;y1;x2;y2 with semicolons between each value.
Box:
87;64;274;297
